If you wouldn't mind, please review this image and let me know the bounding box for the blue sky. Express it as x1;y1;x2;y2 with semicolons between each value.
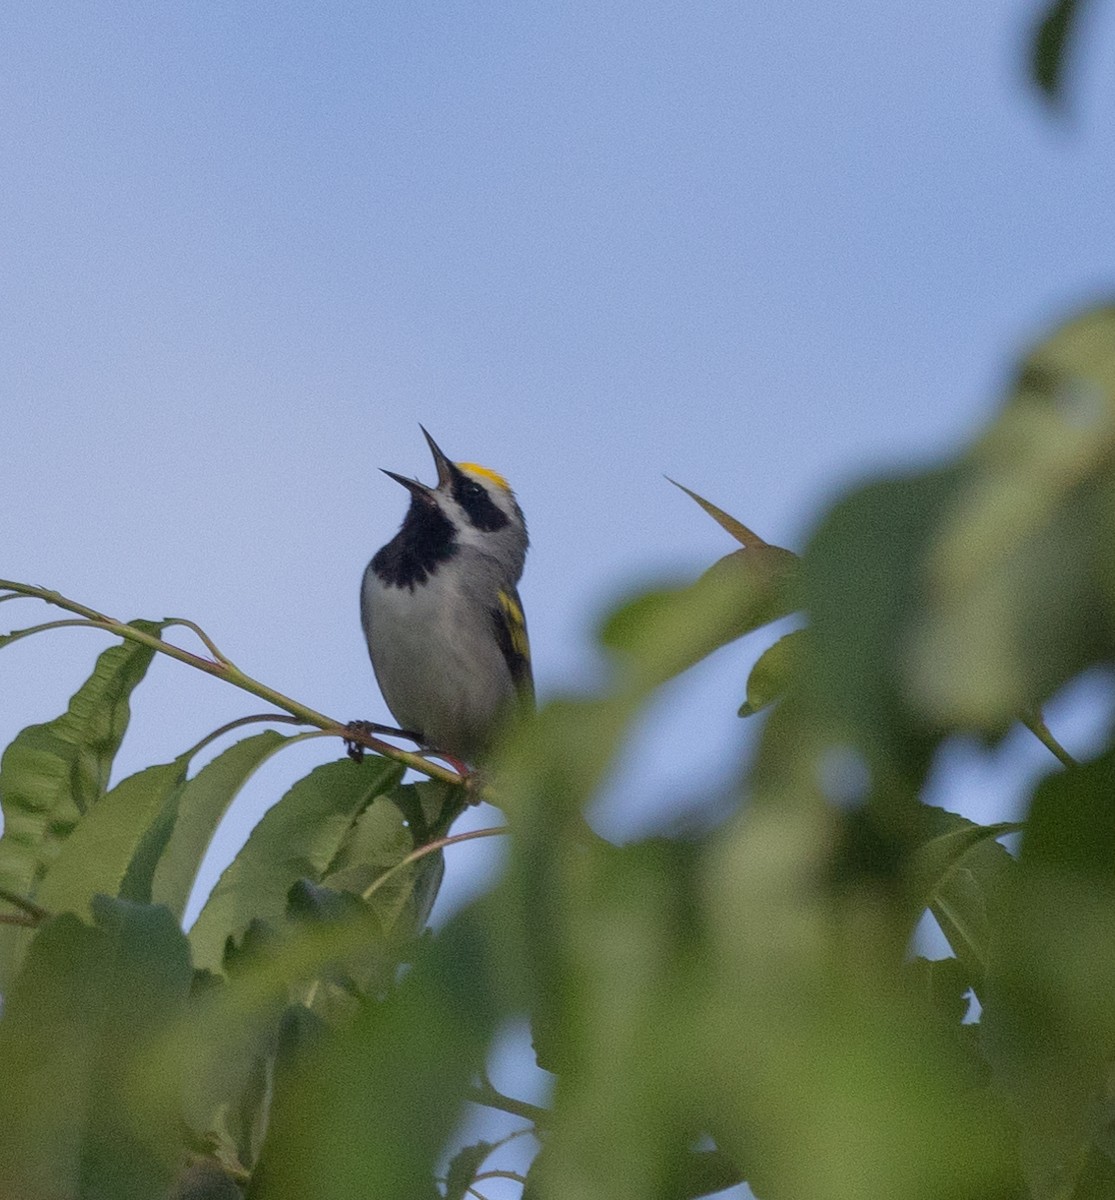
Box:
2;4;1115;1188
5;0;1115;896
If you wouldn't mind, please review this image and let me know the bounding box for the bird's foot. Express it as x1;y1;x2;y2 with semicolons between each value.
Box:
343;719;422;762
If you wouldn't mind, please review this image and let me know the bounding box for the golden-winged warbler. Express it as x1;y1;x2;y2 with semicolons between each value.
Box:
359;427;532;765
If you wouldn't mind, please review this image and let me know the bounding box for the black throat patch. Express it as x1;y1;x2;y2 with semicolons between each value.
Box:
371;497;457;589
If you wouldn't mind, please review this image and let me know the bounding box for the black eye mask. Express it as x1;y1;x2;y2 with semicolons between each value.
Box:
451;469;510;533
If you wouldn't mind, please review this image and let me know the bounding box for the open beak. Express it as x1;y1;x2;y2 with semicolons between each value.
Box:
380;469;434;502
419;425;455;488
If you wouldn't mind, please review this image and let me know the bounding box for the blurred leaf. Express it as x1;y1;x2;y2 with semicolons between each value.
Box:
801;466;960;774
188;756;406;974
908;806;1017;914
1032;0;1092;103
665;1149;745;1199
489;695;649;1061
286;880;387;1012
0;621;166;991
443;1140;497;1200
739;628;806;716
523;838;713;1195
601;546;798;689
909;305;1115;728
247;908;499;1200
696;743;1021;1200
0;896;192;1200
906;955;972;1024
168;1159;245;1200
174;957;283;1168
929;835;1016;988
984;749;1115;1199
145;730;293;920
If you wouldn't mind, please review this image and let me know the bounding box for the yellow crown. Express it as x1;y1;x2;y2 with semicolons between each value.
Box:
457;462;512;492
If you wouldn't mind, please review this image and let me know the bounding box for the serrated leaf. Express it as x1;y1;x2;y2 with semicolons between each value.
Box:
35;755;191;921
323;782;445;939
188;756;406;974
0;897;193;1200
145;730;294;920
739;628;806;717
0;621;167;990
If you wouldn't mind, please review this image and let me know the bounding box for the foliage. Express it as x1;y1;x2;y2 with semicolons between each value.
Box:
2;9;1113;1193
3;305;1115;1200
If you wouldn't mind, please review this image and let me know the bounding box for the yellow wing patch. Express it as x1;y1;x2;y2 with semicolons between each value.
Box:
497;589;530;660
457;462;512;492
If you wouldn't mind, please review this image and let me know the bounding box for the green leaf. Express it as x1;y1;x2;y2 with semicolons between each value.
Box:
908;305;1115;728
928;836;1016;987
174;965;308;1174
145;730;294;920
981;749;1115;1198
1031;0;1092;104
906;956;973;1028
908;807;1017;916
35;755;191;921
246;908;499;1200
739;628;806;717
188;756;406;974
801;466;960;772
443;1139;497;1200
601;546;798;690
0;896;193;1200
0;621;166;990
322;782;446;938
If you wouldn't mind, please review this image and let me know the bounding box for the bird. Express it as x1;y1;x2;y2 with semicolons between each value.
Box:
357;427;533;767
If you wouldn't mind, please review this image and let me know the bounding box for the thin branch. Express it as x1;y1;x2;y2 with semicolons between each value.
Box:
0;579;464;786
0;618;107;648
1021;709;1079;769
163;617;235;665
0;887;49;922
486;1126;537;1153
475;1170;528;1185
184;712;320;760
0;913;39;927
361;825;509;902
467;1078;550;1128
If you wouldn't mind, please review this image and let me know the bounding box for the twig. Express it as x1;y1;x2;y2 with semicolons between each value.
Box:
0;887;49;922
361;825;509;903
467;1078;550;1128
475;1170;528;1185
0;579;464;786
1021;710;1078;770
162;617;235;665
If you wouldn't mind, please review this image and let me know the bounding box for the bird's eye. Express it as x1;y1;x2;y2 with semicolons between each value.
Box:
462;481;483;499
